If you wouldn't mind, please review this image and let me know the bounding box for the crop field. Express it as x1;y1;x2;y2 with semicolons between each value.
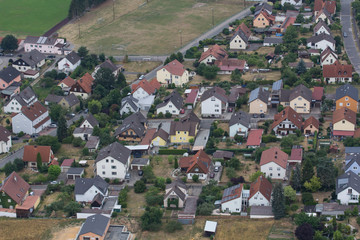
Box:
0;0;71;37
59;0;248;55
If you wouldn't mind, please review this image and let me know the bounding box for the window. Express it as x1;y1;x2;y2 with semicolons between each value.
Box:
8;199;11;203
169;105;172;108
270;173;273;176
106;159;109;163
269;167;273;170
342;120;345;124
102;171;105;175
354;167;357;170
345;97;349;101
102;165;105;169
195;168;199;172
298;97;302;101
215;109;219;112
277;167;280;171
177;131;180;134
215;104;219;107
112;172;117;175
339;102;343;106
211;97;215;101
111;159;114;163
347;103;350;106
348;189;352;194
278;173;280;176
111;166;116;169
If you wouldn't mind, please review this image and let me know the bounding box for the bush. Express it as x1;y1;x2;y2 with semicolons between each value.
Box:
166;177;172;184
134;180;147;193
197;202;214;215
262;135;279;143
291;204;299;211
145;187;163;206
165;220;183;233
192;174;199;182
302;192;316;206
82;147;89;156
72;137;83;147
158;149;188;155
118;186;129;208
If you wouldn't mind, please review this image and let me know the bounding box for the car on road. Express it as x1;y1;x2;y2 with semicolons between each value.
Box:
139;75;145;80
227;108;233;112
5;53;13;57
47;55;56;59
138;170;143;176
49;123;57;128
343;32;348;38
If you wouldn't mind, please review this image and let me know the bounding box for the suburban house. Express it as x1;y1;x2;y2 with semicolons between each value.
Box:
0;125;11;153
12;101;51;135
24;36;70;54
201;87;228;117
151;128;169;147
345;157;360;176
119;95;139;115
315;8;333;25
4;86;38;113
75;176;109;202
199;44;228;65
228;85;247;107
289;84;312;114
229;23;251;50
80;114;99;129
60;159;75;173
323;61;353;83
163;180;188;208
254;2;273;15
131;78;161;108
73;127;93;141
332;107;356;137
314;0;336;16
156;90;183;116
185;88;199;109
23;145;54;169
69;73;95;99
336;171;360;205
270;79;283;107
335;84;358;113
179;150;212;180
57;51;81;73
58;76;76;90
306;33;335;51
12;50;46;73
320;46;338;66
253;10;275;28
303;116;320;135
77;214;110;240
281;0;302;5
260;147;289;180
0;82;21;100
67;168;84;180
156;59;189;86
92;59;122;78
0;172;30;209
229;110;251;137
271;107;303;136
214;59;248;74
85;136;100;152
246;129;264;148
248;87;269;114
170;111;200;144
248;176;272;206
0;66;21;90
288;146;303;165
263;37;283;46
314;20;331;36
221;184;245;213
114;112;147;142
44;93;80;111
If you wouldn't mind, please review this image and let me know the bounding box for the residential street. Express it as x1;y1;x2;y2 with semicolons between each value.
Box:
0;146;24;169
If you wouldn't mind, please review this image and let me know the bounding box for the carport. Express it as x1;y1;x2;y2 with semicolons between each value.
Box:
130;158;149;170
66;167;84;180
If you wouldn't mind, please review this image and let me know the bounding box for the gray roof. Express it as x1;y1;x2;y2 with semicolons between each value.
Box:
213;150;234;159
336;171;360;194
250;206;274;216
230;30;249;44
280;89;291;102
95;142;131;165
313;20;331;34
121;95;139;112
67;167;84;175
65;93;80;107
79;214;110;237
229;110;250;127
255;2;272;15
248;87;269;104
45;93;79;107
85;136;100;149
19;50;46;68
73;127;93;135
19;86;36;102
65;51;81;65
24;36;57;45
156;90;183;110
105;225;131;240
114;112;146;137
264;37;283;44
131;158;149;166
272;80;283;92
201;87;228;103
166;179;187;191
45;94;63;103
75;176;109;195
289;84;312;102
346;147;360;154
0;66;21;83
345;157;360;172
84;114;99;128
335;84;358;101
307;33;335;44
99;60;118;72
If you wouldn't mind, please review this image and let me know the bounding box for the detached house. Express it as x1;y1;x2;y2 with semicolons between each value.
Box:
249;176;272;206
303;116;320;135
157;60;189;86
4;86;37;113
314;0;336;16
70;73;95;99
253;10;275;28
151;128;169;147
336;171;360;205
320;46;338;66
12;50;46;73
179;150;212;180
332;107;356;137
323;61;353;84
73;114;99;141
214;59;248;74
335;84;358;113
80;114;99;129
229;110;251;137
0;125;11;153
57;51;81;73
0;172;30;209
229;23;251;50
0;66;21;90
221;184;245;213
307;33;335;51
131;79;161;110
23;145;54;169
24;36;69;55
271;107;303;136
120;95;139;115
12;101;51;135
164;180;188;208
201;87;228;117
75;176;109;202
315;8;333;25
289;84;312;114
170;111;200;144
248;87;269;114
345;157;360;176
77;214;110;240
254;2;272;15
114;112;147;142
44;93;80;111
314;20;331;36
92;59;122;78
246;129;264;148
156;90;183;116
260;147;288;180
199;44;228;65
58;76;76;91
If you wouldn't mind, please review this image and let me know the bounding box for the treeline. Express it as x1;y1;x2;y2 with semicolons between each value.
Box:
68;0;107;19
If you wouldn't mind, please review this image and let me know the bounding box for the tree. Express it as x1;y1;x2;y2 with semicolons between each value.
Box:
174;158;179;169
228;157;241;170
48;165;61;181
142;165;156;183
272;183;285;219
226;167;237;179
3;162;16;176
274;45;282;55
192;174;199;182
141;207;163;231
64;201;82;217
284;186;296;205
304;176;322;192
316;157;336;191
197;202;214;215
165;220;183;233
295;212;321;229
88;100;102;114
49;104;64;122
295;223;315;240
99;53;105;62
333;230;343;240
295;14;304;23
302;158;314;184
36;152;42;172
290;164;302;191
57;114;67;142
117;72;127;88
35;135;62;153
134;180;147;193
250;171;265;182
1;35;18;51
302;192;316;206
77;46;89;58
13;158;24;171
296;59;307;75
94;68;116;90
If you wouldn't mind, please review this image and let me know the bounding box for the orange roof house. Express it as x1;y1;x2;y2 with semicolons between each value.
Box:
23;145;54;169
249;175;272;205
253;10;275;28
303;116;320;135
332;107;356;136
271;106;303;136
58;76;75;89
260;147;288;179
179;150;212;180
199;44;228;65
0;172;30;207
70;73;95;99
131;78;161;95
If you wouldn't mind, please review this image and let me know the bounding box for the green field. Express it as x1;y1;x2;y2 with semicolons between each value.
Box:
0;0;71;37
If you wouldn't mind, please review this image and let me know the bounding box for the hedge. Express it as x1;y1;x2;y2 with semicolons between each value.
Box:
205;148;255;155
158;149;188;155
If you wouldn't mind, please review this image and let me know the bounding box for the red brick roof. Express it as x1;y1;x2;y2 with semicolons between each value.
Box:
0;172;30;204
59;76;75;88
312;87;324;101
332;107;356;125
15;196;39;210
314;0;324;12
21;101;48;121
180;150;212;174
140;128;157;145
354;128;360;138
324;1;336;14
214;59;247;71
303;116;320;130
199;44;228;63
271;106;303;130
246;129;263;146
131;78;161;95
323;61;353;78
290;148;303;161
23;145;53;163
162;60;186;76
260;147;288;169
77;72;94;94
235;23;251;38
61;159;75;167
255;10;275;22
249;176;272;201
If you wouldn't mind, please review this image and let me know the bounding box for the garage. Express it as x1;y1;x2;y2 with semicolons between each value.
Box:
66;167;84;180
130;158;150;170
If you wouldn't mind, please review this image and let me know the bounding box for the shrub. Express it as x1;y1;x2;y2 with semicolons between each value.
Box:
72;137;83;147
134;180;147;193
165;220;183;233
302;192;316;206
291;204;299;211
192;174;199;182
118;186;129;208
166;177;172;184
181;176;187;183
158;149;188;155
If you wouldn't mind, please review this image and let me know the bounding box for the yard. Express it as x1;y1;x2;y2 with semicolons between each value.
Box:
151;155;175;179
118;61;162;82
267;218;296;240
58;0;248;55
56;144;82;159
0;0;71;36
121;188;146;217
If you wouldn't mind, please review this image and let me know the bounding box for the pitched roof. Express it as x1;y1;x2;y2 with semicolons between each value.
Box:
314;0;324;12
24;36;57;45
0;125;11;142
335;84;358;101
332;107;356;125
255;10;275;22
289;84;312;102
271;106;303;130
290;147;303;161
76;72;95;94
64;51;81;65
249;87;269;104
23;145;52;163
323;61;353;78
254;2;273;15
199;44;228;63
170;111;200;136
20;50;46;67
131;79;160;95
316;8;332;21
260;147;288;169
121;95;139;111
320;46;337;62
281;17;296;30
156;90;183;110
324;0;336;14
214;59;247;71
185;89;199;104
280;89;291;102
67;167;84;175
164;181;187;201
0;66;21;83
0;172;30;204
312;86;324;101
354;128;360;138
307;33;335;45
249;176;272;201
73;127;93;135
314;20;331;34
264;37;283;44
65;93;80;107
61;159;75;167
78;214;110;237
229;110;250;127
114;112;146;137
95;142;131;164
213;150;234;159
19;86;36;102
201;87;228;103
221;184;243;204
85;136;100;149
180;150;212;174
83;114;99;127
75;176;109;195
140;128;157;145
45;94;62;104
272;80;283;92
303;116;320;130
58;76;76;88
162;59;186;76
20;101;47;121
152;128;169;141
336;171;360;194
235;23;252;38
99;59;118;72
230;30;249;44
246;129;263;146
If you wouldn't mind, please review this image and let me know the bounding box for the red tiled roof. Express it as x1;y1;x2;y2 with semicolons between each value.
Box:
281;17;296;30
185;89;199;104
162;60;186;76
199;44;228;63
221;184;243;204
49;159;59;166
246;129;263;146
61;159;75;167
33;116;50;129
324;1;336;14
131;78;160;95
333;107;356;125
214;59;247;71
180;150;212;174
150;78;161;90
255;10;275;22
235;23;251;38
260;147;288;169
249;176;272;201
140;128;157;145
323;61;353;78
76;72;94;94
21;101;48;121
314;0;324;12
59;76;75;88
303;116;320;130
16;196;39;210
312;87;324;101
271;107;303;130
290;148;303;161
354;128;360;138
333;130;354;136
23;145;53;163
0;172;30;204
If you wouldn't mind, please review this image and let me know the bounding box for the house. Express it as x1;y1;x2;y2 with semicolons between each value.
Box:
289;84;312;114
320;46;338;66
24;36;69;54
246;129;264;148
229;23;251;50
336;171;360;205
323;61;353;84
260;147;288;179
281;0;302;6
23;145;54;169
120;95;139;115
332;107;356;137
288;146;303;165
1;82;21;100
228;85;247;107
15;195;40;218
58;76;76;90
164;180;188;208
80;114;99;129
185;88;199;109
199;44;228;65
69;73;95;99
314;20;331;36
270;80;283;107
254;2;273;15
214;59;248;74
314;0;336;16
130;158;150;170
248;87;269;114
4;86;37;113
114;112;147;142
279;16;297;33
335;84;358;112
156;90;183;116
157;59;189;86
12;50;46;73
12;101;51;135
44;93;80;111
60;159;75;172
170;111;200;144
248;176;272;206
229;110;251;137
0;66;21;90
345;157;360;175
0;172;30;209
271;107;303;136
0;126;11;153
307;33;335;51
213;150;234;160
95;142;131;180
303;116;320;135
263;37;283;46
221;184;244;213
77;214;110;240
73;127;93;141
75;176;109;202
85;136;100;152
253;10;275;28
179;150;212;180
201;87;228;117
131;78;161;101
315;8;333;25
67;167;84;180
23;69;40;79
92;59;122;78
57;51;81;73
151;128;169;147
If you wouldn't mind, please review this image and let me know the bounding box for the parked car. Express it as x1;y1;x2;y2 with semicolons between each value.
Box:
180;109;185;114
343;32;348;38
31;133;39;138
17;54;22;57
0;53;4;56
5;53;13;57
227;108;233;112
49;123;57;128
260;113;265;118
50;181;58;185
138;170;144;176
125;173;131;179
84;108;89;113
214;166;219;172
252;114;259;118
139;75;145;80
47;55;56;59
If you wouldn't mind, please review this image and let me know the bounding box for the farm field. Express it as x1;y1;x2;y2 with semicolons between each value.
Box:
59;0;248;55
0;0;71;37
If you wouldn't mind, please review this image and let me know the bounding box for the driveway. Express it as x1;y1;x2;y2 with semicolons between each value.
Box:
0;147;24;169
193;129;210;150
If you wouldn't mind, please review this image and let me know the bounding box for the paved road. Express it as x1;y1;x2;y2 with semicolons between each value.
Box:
341;0;360;73
0;147;24;169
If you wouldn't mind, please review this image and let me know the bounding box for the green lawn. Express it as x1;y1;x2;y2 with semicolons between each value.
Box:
0;0;71;36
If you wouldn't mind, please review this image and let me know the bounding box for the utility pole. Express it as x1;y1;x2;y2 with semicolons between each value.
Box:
78;18;81;39
179;30;182;46
113;0;115;21
212;8;214;27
